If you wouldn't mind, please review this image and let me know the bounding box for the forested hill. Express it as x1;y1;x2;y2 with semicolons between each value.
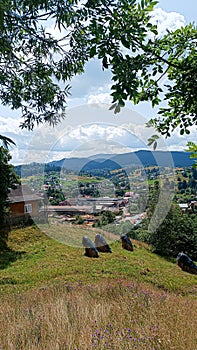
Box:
15;150;195;176
48;150;195;170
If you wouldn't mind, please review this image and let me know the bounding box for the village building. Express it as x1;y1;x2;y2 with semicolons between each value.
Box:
8;184;42;223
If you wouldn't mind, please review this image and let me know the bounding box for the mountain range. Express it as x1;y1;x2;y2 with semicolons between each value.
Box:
47;150;195;172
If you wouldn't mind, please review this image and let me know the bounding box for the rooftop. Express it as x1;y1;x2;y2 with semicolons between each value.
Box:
8;184;42;203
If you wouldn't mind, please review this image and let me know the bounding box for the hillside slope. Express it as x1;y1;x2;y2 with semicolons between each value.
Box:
0;225;196;296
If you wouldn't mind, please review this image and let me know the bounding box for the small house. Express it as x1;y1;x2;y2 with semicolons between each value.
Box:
8;184;42;219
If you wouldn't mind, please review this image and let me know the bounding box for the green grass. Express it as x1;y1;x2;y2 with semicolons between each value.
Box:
0;224;196;297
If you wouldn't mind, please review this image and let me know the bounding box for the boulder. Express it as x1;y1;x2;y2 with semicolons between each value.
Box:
94;234;112;253
176;252;197;274
120;234;134;252
82;236;99;258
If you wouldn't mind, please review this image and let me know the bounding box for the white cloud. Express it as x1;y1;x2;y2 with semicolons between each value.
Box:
14;104;150;164
165;125;197;151
150;8;185;37
9;103;187;164
87;93;112;105
0;116;20;133
58;141;136;160
54;123;148;154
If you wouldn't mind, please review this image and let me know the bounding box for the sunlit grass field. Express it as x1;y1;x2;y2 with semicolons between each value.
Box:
0;225;196;349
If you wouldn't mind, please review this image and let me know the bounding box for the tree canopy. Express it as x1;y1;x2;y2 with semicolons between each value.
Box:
0;0;196;138
145;203;197;260
0;147;20;226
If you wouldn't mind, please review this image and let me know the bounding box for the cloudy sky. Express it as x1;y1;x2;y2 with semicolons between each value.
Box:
1;0;197;165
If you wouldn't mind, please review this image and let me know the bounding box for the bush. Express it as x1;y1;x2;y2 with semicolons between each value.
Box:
75;215;84;225
146;204;197;260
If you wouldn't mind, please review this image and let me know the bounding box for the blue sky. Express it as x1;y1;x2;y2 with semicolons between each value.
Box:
1;1;197;165
155;0;197;23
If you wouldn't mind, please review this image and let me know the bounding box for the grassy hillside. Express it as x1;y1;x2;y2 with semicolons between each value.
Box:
0;225;196;350
0;225;197;295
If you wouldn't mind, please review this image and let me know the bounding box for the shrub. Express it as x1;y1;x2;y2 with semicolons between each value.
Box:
146;204;197;259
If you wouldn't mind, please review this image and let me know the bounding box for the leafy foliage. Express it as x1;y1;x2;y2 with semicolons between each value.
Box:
0;1;196;142
93;210;116;227
140;179;197;259
147;25;197;137
0;135;16;148
0;147;20;246
0;0;74;130
186;142;197;167
0;0;197;162
0;0;165;130
144;204;197;260
147;134;159;150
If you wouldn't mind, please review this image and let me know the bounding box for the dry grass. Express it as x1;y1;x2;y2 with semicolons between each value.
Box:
0;281;196;350
0;225;197;349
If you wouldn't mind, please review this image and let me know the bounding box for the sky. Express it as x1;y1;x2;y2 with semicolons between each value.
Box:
1;0;197;165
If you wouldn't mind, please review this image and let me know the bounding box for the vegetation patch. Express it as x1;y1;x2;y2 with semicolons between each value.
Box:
0;223;196;349
0;226;196;297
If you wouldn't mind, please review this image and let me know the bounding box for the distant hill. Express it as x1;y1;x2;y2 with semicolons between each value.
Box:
48;150;195;172
111;150;195;168
80;159;122;173
15;150;195;176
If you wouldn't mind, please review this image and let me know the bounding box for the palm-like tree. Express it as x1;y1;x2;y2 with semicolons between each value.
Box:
0;135;16;149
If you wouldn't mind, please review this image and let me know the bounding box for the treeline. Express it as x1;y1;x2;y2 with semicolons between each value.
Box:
177;168;197;194
132;182;197;260
14;163;62;177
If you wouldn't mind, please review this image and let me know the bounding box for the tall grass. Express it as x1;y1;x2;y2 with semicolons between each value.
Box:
0;226;196;349
0;281;196;350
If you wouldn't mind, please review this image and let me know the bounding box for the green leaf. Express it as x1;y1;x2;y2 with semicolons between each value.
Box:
89;46;96;58
121;36;130;49
109;103;117;111
180;129;185;135
147;134;159;149
153;141;157;150
102;56;108;69
0;1;4;31
114;105;121;114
